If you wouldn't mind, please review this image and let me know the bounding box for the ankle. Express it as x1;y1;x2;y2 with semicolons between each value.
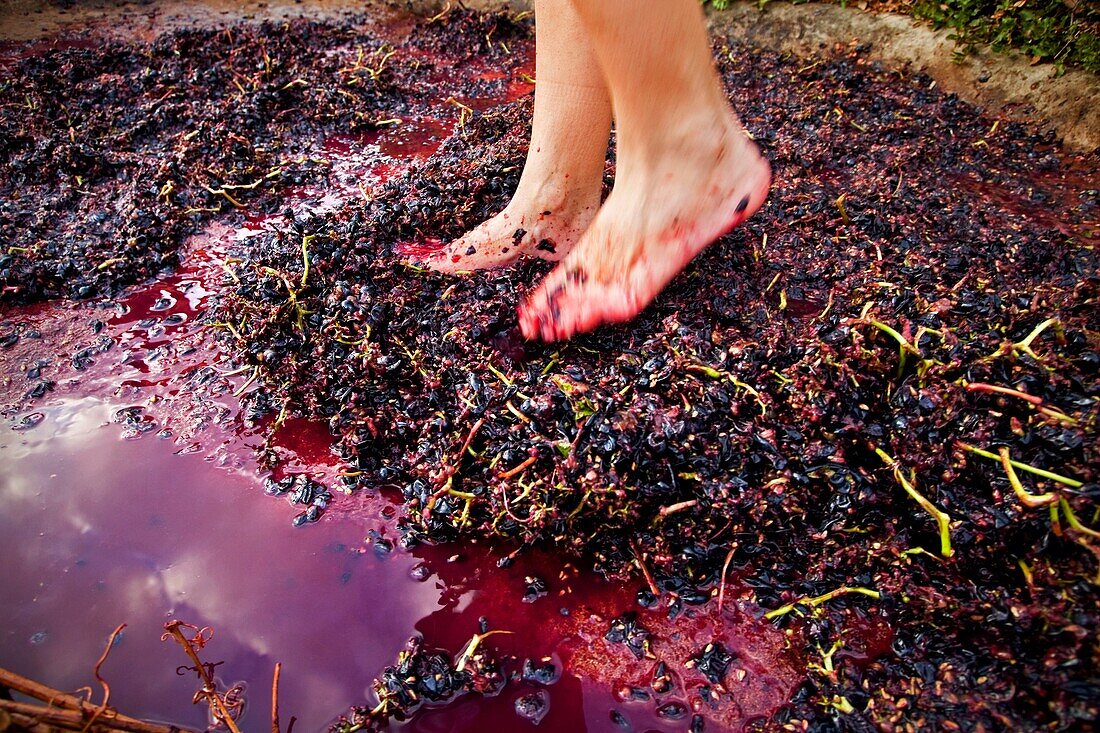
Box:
619;107;742;170
510;174;599;216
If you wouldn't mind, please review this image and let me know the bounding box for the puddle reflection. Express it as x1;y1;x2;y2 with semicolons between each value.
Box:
0;397;438;729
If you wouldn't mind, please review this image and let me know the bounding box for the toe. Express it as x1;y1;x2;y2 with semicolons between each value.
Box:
519;263;644;342
555;280;638;341
518;267;566;342
518;301;540;341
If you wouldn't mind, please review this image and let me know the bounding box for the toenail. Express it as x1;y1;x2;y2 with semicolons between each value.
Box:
735;196;750;213
465;246;477;255
502;247;509;254
512;228;526;244
536;239;556;254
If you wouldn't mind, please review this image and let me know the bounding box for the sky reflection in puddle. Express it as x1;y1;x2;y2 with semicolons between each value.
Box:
0;396;437;729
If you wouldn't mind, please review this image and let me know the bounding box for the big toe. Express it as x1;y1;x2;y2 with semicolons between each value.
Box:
519;266;639;342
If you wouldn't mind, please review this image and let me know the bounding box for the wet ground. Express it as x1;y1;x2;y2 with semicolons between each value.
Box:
0;93;797;732
0;277;793;732
1;395;789;731
1;5;1097;733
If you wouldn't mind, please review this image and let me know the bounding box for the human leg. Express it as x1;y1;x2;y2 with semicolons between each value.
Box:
426;0;613;272
517;0;771;341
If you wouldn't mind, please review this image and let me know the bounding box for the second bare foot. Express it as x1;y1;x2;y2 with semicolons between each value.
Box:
423;184;599;272
518;123;771;341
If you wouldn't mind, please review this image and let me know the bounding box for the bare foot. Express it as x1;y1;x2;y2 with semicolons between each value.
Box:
423;183;600;272
518;122;771;341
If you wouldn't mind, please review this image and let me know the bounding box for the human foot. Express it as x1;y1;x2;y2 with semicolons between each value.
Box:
416;0;613;273
518;124;771;341
422;184;600;272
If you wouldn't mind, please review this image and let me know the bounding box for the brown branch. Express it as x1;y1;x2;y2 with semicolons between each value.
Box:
658;499;698;517
456;417;485;460
966;381;1044;405
717;546;737;613
2;701;101;732
499;455;536;480
8;710;57;733
0;699;193;733
630;539;661;598
0;667;88;711
161;621;242;733
271;662;282;733
966;382;1076;423
0;668;196;733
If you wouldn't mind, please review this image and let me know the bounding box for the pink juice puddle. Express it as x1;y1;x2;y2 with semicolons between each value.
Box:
948;171;1099;248
393;237;447;260
374;116;450;160
0;85;806;732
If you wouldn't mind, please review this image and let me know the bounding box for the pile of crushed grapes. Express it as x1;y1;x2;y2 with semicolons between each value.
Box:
1;7;1097;731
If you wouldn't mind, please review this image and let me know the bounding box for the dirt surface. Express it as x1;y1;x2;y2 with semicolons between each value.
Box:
3;1;1096;150
1;4;1098;733
702;1;1100;153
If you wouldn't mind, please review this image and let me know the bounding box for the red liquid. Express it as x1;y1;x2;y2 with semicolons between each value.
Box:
0;57;801;733
394;237;448;260
0;393;798;732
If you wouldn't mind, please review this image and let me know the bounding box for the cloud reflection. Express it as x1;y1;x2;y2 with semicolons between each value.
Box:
0;397;441;730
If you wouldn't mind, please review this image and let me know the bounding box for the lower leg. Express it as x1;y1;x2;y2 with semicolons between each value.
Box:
426;0;612;272
518;0;771;340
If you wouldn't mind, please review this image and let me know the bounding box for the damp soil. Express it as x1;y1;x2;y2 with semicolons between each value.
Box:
1;6;1098;733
